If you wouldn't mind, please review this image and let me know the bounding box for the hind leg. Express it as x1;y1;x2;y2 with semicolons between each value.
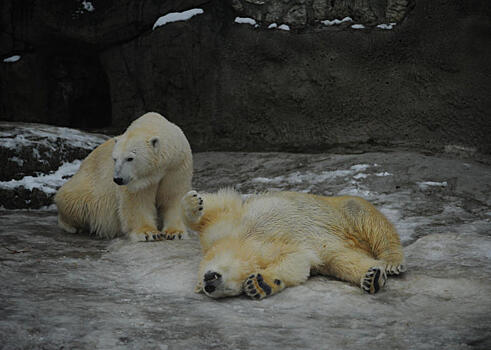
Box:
57;213;78;234
321;247;387;294
342;197;406;277
55;189;83;234
370;216;406;276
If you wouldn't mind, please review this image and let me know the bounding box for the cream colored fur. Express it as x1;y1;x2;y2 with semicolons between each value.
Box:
55;112;192;241
181;189;406;299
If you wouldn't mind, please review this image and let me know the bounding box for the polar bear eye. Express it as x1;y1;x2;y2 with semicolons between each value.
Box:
126;157;134;162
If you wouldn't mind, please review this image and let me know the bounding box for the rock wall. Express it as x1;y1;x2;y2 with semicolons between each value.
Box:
1;0;490;153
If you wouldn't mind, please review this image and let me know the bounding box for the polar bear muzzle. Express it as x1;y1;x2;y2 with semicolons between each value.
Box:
203;271;222;295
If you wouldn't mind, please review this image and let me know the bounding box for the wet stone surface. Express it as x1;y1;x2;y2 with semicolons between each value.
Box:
1;151;490;349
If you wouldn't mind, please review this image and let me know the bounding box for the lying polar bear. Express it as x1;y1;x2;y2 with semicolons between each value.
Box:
55;112;192;241
182;189;406;299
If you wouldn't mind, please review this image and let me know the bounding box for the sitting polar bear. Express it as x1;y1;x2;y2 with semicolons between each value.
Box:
181;189;406;299
55;112;193;241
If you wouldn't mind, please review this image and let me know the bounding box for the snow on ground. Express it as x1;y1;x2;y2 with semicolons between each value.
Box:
252;169;351;185
321;17;353;26
1;150;490;349
153;8;204;30
0;160;81;194
3;55;21;63
417;181;448;190
251;163;376;197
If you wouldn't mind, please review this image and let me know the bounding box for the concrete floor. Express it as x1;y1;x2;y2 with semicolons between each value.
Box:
1;151;490;349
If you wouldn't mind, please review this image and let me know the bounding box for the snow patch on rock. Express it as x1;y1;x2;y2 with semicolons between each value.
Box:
153;8;204;30
81;1;94;12
376;23;396;30
0;122;108;151
235;17;258;27
3;55;21;63
0;160;81;194
321;17;353;26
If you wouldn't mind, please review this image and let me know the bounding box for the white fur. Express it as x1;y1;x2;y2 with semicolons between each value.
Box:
55;112;193;240
183;189;405;299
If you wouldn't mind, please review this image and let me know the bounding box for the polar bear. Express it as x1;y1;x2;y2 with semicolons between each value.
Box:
55;112;193;241
181;189;406;299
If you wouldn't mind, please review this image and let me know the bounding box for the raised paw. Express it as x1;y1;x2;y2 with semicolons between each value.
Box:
385;263;407;276
129;227;164;242
243;273;284;300
181;190;204;224
361;267;387;294
163;227;186;240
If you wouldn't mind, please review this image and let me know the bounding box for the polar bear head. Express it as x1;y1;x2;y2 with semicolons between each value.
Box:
197;249;248;298
111;134;161;188
196;238;263;298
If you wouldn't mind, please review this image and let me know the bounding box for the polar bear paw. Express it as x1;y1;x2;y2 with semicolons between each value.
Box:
163;227;186;240
129;227;164;242
361;267;387;294
181;190;204;224
243;273;284;300
385;263;407;276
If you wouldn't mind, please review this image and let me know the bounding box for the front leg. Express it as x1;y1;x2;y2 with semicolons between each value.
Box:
244;273;285;300
161;197;189;240
243;250;317;300
181;190;204;230
119;186;163;242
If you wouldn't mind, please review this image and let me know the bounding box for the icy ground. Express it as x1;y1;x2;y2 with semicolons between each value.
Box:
1;150;491;349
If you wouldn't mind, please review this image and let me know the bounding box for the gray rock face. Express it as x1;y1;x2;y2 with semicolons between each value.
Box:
1;149;490;349
231;0;411;27
1;0;490;153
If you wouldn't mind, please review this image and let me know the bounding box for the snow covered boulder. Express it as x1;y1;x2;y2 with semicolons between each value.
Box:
0;122;109;209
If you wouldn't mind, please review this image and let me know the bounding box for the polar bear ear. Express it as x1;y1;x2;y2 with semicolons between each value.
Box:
149;136;159;150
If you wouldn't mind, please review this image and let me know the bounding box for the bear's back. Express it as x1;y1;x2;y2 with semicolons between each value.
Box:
128;112;169;133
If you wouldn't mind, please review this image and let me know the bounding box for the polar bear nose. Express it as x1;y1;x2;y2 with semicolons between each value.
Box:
203;271;222;294
204;285;216;293
113;177;124;185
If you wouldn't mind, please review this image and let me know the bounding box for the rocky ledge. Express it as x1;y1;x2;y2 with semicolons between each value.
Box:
0;122;108;209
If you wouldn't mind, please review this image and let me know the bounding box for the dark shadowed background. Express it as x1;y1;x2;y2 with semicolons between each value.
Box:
1;0;490;153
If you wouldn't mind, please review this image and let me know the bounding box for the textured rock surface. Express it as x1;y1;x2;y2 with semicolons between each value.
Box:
1;1;490;153
1;150;490;349
231;0;411;27
0;122;108;209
